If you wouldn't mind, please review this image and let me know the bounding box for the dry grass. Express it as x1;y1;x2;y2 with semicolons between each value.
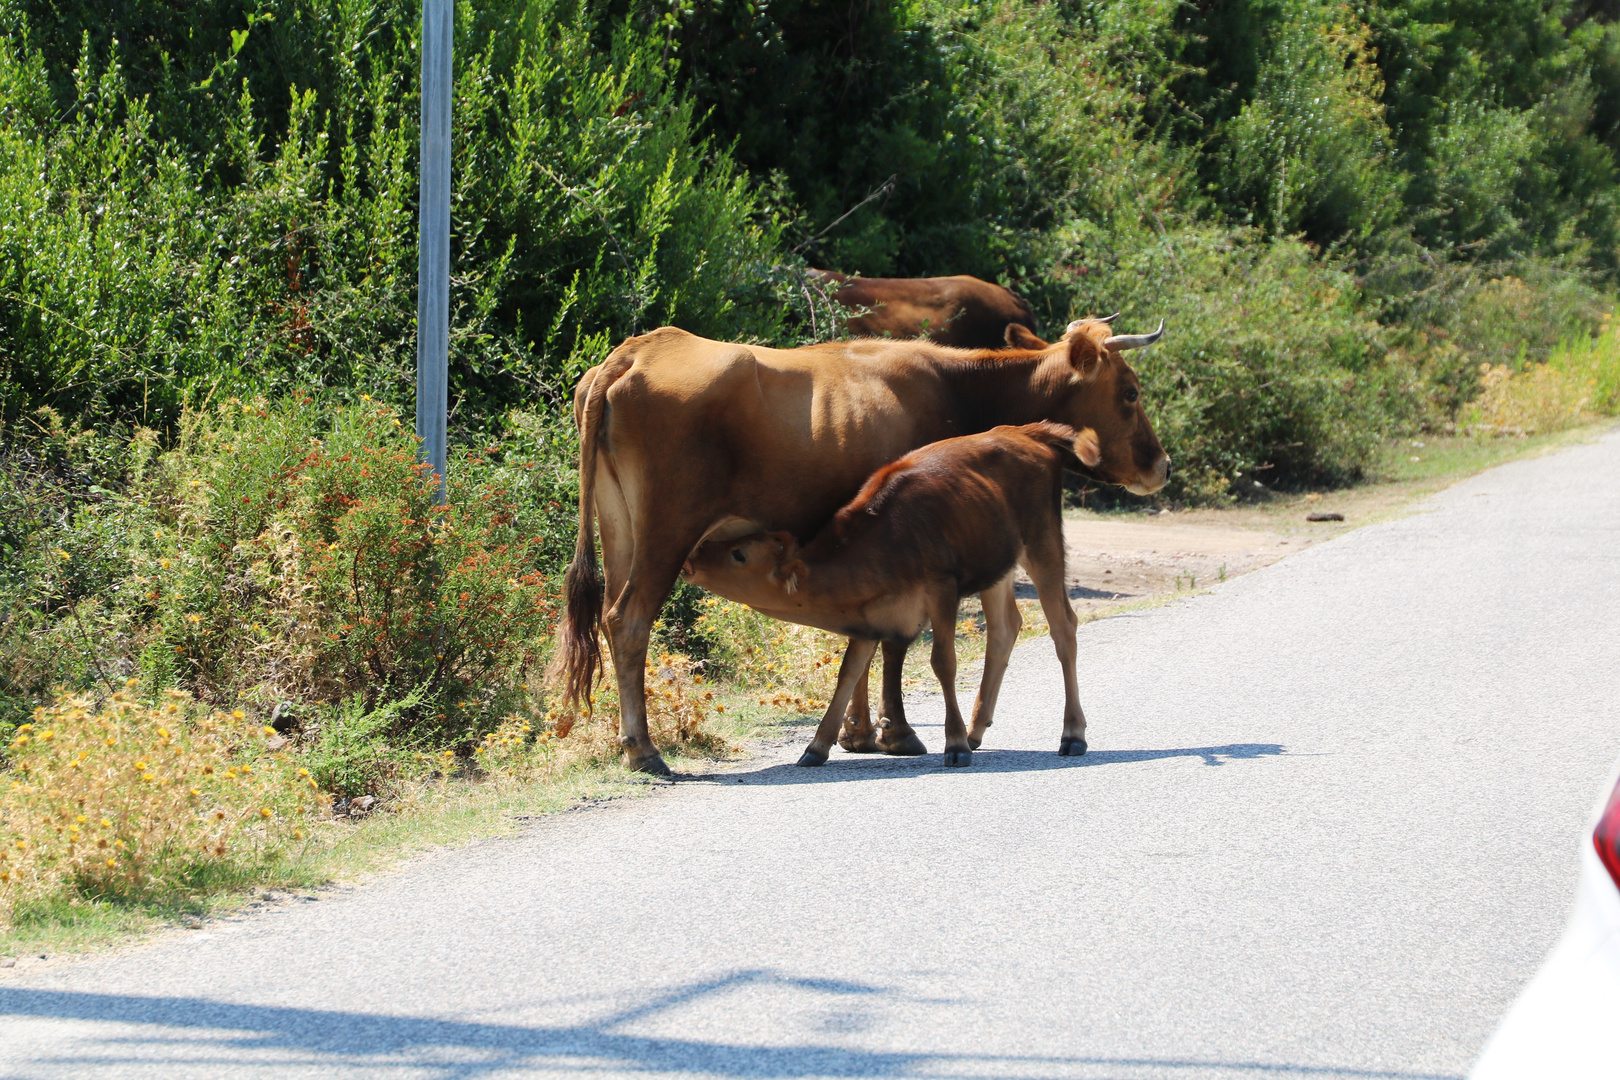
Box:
537;651;738;765
1;687;323;927
1463;317;1620;436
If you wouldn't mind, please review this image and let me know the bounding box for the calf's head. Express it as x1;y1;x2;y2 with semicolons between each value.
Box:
1047;318;1170;495
681;531;808;608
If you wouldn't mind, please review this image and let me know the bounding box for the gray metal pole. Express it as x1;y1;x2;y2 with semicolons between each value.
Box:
416;0;452;502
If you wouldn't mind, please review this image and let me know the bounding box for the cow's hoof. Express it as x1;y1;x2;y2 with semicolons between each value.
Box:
879;729;928;756
626;750;673;775
943;748;973;768
797;748;829;767
967;726;990;751
838;727;882;753
1057;737;1088;757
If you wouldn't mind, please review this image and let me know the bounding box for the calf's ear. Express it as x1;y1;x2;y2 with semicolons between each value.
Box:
1072;428;1102;467
773;559;810;595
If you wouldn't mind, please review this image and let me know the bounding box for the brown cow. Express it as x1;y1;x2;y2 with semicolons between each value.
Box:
559;319;1169;775
682;423;1102;767
810;270;1039;349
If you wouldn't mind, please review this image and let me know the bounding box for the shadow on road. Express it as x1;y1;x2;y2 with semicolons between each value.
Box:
1012;581;1135;600
0;977;1456;1080
683;743;1287;785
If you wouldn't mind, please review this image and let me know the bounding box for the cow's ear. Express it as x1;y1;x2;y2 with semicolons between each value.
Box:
1005;323;1047;350
1071;428;1102;467
776;559;809;595
1066;331;1104;378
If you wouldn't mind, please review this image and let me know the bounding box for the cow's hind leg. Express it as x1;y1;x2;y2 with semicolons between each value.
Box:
800;638;881;766
967;575;1021;750
838;663;880;753
602;545;695;775
927;588;972;767
876;639;927;756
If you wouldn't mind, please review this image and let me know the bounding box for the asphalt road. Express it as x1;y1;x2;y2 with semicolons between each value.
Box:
4;428;1620;1080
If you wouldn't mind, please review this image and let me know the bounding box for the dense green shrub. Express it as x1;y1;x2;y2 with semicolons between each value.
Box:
0;397;578;747
0;0;1615;602
1051;224;1401;496
0;0;807;432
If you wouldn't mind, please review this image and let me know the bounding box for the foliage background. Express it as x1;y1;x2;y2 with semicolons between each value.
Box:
3;0;1620;750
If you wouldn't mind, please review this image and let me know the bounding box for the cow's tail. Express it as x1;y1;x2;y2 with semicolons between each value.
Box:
554;348;636;707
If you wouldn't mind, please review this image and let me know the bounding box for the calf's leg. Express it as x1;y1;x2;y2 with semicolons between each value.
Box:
967;575;1021;750
799;638;882;766
927;589;972;767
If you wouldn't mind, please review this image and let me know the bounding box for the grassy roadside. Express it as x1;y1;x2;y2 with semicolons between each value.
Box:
4;421;1613;962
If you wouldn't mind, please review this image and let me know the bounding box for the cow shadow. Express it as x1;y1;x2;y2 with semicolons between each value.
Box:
1012;581;1134;601
685;743;1286;786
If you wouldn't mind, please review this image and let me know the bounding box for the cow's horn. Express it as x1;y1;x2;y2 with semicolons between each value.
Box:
1103;321;1164;351
1099;312;1120;324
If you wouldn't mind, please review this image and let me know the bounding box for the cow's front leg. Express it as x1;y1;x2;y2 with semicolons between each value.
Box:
875;638;927;756
838;660;881;753
800;638;881;766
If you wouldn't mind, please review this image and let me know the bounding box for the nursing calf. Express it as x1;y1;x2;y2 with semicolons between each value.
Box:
682;422;1098;767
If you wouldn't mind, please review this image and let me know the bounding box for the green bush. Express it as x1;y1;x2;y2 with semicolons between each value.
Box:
0;0;806;432
0;396;576;747
1041;223;1400;496
301;687;428;798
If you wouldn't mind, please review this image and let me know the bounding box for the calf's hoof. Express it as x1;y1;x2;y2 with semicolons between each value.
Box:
942;748;973;768
878;728;928;756
797;748;829;767
626;750;673;775
1057;737;1088;757
838;725;882;754
967;726;990;751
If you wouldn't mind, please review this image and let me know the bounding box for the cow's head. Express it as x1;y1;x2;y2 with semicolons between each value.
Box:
681;530;808;609
1045;317;1170;495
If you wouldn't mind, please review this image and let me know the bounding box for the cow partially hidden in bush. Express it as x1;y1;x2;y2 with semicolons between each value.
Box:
810;270;1040;349
558;319;1168;775
681;423;1101;768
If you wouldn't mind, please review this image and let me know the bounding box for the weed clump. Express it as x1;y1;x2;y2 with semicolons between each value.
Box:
693;596;841;711
0;689;321;926
543;652;735;764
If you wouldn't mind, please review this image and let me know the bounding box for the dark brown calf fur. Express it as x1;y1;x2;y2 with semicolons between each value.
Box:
682;422;1099;767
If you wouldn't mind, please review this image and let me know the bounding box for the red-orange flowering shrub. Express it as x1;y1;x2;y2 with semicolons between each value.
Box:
1;396;574;747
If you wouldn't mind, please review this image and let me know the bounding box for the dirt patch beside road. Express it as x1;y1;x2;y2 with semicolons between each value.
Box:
1045;516;1295;613
1033;422;1618;616
1008;514;1316;618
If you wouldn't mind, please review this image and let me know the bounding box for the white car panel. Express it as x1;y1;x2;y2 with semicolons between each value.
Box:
1471;765;1620;1079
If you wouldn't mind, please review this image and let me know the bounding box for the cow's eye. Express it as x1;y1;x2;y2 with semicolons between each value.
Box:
731;549;747;564
1124;385;1140;403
